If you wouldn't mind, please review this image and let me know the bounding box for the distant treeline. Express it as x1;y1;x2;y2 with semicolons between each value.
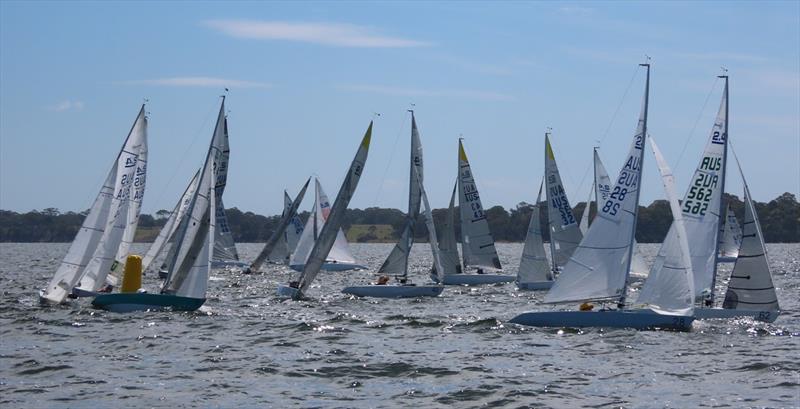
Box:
1;192;798;243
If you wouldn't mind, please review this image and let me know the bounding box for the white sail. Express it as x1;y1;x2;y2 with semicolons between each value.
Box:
435;180;463;277
578;186;591;235
636;137;695;315
162;98;227;299
517;181;552;284
718;204;742;259
40;106;146;303
642;86;728;299
457;139;501;270
416;167;444;282
545;72;649;305
721;158;779;311
141;170;201;273
295;122;372;294
544;134;583;267
377;111;424;278
212;116;239;263
289;179;357;267
594;149;648;277
250;179;311;271
267;192;293;263
286;192;304;254
75;108;148;292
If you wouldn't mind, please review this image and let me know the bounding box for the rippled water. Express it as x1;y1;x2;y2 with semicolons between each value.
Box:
1;243;798;408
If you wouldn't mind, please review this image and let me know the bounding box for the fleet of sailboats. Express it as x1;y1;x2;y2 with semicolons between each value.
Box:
37;67;783;330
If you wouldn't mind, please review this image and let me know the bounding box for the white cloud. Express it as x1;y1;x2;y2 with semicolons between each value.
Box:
203;20;430;48
48;100;84;112
120;77;270;88
336;84;514;101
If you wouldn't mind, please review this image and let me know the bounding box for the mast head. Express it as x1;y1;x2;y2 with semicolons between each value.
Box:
718;66;729;79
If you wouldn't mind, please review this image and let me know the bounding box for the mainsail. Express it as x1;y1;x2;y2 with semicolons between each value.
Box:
517;181;552;284
211;115;240;263
161;98;227;299
544;66;649;304
74;108;148;293
267;192;294;263
457;139;501;270
141;170;200;274
718;204;742;259
40;106;148;303
377;110;424;278
544;134;583;267
293;122;372;295
250;178;311;271
636;137;695;315
721;156;779;311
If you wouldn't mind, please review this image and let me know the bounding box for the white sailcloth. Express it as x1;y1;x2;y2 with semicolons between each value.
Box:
544;134;583;267
594;149;648;276
721;158;779;311
250;179;311;271
416;167;444;283
40;106;147;303
636;137;695;315
295;123;372;294
75;108;148;292
377;111;424;278
544;77;648;305
268;192;294;263
435;180;463;277
141;170;201;273
517;181;552;284
578;186;591;235
457;140;501;270
289;179;357;268
718;204;742;259
212;116;239;263
162;98;227;299
643;86;728;298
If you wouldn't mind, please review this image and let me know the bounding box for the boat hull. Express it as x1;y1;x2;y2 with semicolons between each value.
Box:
290;262;367;272
276;285;301;299
508;309;694;331
441;274;515;285
716;256;737;263
91;293;205;313
516;281;554;291
694;308;779;323
342;285;444;298
71;287;101;298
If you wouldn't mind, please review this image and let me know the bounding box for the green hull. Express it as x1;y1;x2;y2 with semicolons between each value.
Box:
91;293;205;313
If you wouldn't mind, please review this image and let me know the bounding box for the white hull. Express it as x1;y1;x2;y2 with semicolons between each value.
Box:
694;308;779;323
290;262;366;272
509;309;694;331
516;281;554;291
441;274;515;285
342;284;444;298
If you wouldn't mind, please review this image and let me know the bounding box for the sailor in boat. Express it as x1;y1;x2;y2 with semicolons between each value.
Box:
376;275;390;285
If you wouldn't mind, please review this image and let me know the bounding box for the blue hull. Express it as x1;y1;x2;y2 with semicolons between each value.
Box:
694;308;779;323
509;309;694;331
91;293;205;313
342;285;444;298
441;274;515;285
516;281;554;291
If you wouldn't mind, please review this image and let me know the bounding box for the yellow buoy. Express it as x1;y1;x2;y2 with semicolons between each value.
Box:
120;255;142;293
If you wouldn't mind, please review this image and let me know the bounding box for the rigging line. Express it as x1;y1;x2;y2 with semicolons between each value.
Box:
674;78;720;169
373;111;409;204
572;65;641;201
149;99;219;212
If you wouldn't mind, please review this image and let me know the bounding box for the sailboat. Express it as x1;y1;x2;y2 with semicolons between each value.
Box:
288;178;365;272
265;191;304;264
717;204;742;262
343;111;445;298
92;97;229;312
544;133;583;271
516;180;554;290
39;105;148;304
277;121;373;300
433;139;514;285
141;169;201;279
510;64;696;330
249;178;311;273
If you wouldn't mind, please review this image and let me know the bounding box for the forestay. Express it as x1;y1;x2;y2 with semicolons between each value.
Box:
40;106;147;303
75;108;148;293
544;134;583;267
517;180;552;284
294;122;372;295
141;170;200;273
636;137;695;315
457;140;501;270
161;98;227;299
722;157;779;311
544;75;648;304
718;204;742;259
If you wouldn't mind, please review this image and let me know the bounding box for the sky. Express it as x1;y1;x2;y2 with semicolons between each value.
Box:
1;1;798;216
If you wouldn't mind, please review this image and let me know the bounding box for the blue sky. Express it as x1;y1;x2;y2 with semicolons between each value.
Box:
1;1;798;216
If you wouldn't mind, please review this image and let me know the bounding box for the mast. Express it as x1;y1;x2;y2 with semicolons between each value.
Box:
619;62;650;308
709;73;729;306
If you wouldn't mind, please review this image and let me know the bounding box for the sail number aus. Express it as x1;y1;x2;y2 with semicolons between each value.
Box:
683;157;720;216
600;156;640;217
